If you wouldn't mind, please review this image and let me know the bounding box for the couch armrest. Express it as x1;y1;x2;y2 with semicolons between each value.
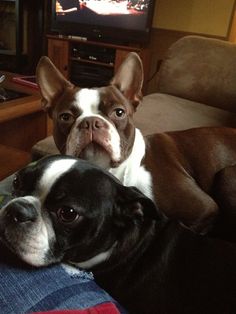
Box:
156;36;236;113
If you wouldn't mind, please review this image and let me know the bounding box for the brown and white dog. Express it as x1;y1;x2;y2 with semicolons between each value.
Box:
36;53;236;233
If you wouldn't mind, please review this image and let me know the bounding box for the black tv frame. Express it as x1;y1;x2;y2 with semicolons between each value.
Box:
50;0;155;45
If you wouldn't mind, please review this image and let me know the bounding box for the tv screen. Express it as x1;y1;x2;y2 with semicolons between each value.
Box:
51;0;155;44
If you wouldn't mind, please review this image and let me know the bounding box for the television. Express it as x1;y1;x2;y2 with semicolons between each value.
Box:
50;0;155;45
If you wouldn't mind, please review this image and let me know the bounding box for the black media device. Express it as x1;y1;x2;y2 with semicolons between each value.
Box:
50;0;156;44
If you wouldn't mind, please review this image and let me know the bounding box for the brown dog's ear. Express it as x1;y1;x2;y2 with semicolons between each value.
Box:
36;56;74;115
110;52;143;109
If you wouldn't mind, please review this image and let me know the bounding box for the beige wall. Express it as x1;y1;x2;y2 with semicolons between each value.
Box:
152;0;235;37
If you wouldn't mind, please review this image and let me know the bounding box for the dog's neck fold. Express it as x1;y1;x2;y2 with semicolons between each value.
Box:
110;128;153;200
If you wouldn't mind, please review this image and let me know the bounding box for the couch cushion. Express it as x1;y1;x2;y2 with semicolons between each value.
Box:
156;36;236;112
134;93;236;135
32;136;59;160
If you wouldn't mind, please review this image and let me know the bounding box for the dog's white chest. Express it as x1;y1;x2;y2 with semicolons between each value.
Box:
110;129;153;200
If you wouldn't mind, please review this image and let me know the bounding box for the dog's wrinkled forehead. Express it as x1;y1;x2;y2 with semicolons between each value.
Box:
73;86;130;115
36;158;77;201
74;88;100;114
15;156;77;200
16;156;119;202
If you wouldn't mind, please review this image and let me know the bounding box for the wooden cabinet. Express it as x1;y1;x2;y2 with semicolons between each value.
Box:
48;39;70;79
0;72;50;179
0;144;31;180
47;35;150;93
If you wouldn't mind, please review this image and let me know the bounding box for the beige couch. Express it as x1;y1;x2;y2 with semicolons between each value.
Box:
134;35;236;135
32;35;236;158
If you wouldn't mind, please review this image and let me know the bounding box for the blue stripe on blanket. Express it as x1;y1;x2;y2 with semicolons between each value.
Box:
0;263;126;314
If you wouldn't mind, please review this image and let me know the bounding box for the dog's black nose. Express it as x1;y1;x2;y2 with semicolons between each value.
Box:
79;117;106;130
5;200;38;224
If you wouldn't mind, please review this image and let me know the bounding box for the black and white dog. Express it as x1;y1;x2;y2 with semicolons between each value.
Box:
0;155;236;314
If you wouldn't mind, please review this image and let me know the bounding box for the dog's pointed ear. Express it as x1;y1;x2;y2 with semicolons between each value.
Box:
110;52;143;109
36;56;74;116
117;185;163;221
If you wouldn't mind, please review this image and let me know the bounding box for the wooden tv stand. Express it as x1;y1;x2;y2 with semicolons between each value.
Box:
47;34;150;93
0;72;51;180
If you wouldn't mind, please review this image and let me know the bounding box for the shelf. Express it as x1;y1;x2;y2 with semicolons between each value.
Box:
48;34;142;51
0;49;16;56
47;35;150;93
70;57;114;68
0;0;25;72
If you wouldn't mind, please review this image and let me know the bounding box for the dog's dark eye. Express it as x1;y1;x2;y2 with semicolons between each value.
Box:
57;207;79;224
12;175;20;191
114;108;126;118
59;113;74;123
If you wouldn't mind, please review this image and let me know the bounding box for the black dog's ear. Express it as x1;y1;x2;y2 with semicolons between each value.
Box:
117;185;163;221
